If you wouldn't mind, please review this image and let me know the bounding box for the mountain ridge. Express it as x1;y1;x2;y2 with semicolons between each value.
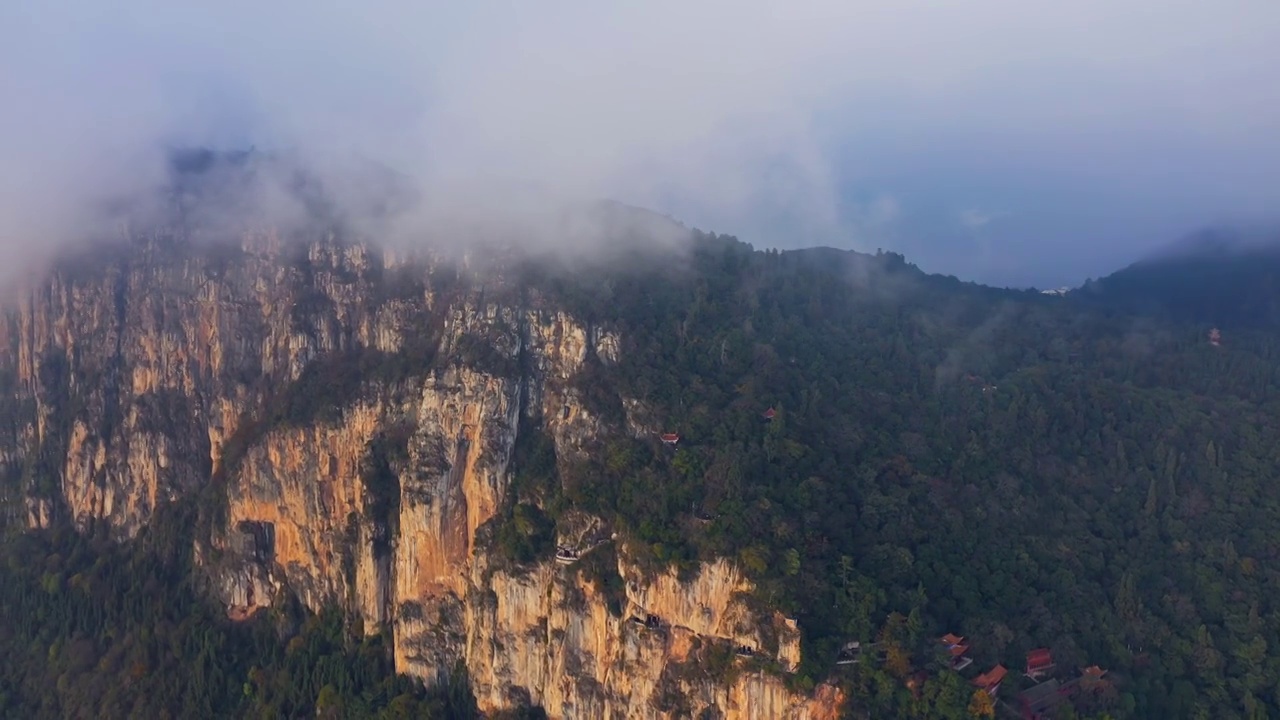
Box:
1077;226;1280;329
4;202;1280;718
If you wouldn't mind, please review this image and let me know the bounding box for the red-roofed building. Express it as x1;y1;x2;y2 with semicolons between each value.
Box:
1082;665;1106;679
1026;648;1054;679
660;433;680;445
762;408;777;421
939;634;973;670
974;664;1008;696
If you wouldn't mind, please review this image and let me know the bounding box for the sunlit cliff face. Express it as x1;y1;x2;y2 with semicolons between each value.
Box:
0;223;840;718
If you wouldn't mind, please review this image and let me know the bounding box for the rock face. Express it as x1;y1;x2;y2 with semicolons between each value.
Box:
0;231;840;719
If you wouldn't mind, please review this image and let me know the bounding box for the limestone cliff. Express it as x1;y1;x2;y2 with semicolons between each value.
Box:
0;231;841;719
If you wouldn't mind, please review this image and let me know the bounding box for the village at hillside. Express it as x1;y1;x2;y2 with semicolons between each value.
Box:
837;629;1118;719
647;407;1124;717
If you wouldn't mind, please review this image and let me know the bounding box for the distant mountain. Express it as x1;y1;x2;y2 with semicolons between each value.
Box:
1156;225;1280;259
161;145;424;230
1076;226;1280;328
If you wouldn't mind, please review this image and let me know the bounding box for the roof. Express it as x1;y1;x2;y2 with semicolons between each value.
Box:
940;633;965;646
1027;648;1054;669
763;407;777;418
1083;665;1107;678
975;664;1008;689
949;643;970;657
1020;680;1063;711
660;433;679;442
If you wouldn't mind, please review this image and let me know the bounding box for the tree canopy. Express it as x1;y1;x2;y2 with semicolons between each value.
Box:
497;233;1280;718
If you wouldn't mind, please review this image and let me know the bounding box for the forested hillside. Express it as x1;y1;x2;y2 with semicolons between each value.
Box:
1078;227;1280;329
495;233;1280;718
4;221;1280;719
0;504;489;719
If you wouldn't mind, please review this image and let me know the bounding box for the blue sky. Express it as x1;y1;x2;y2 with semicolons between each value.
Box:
2;1;1279;288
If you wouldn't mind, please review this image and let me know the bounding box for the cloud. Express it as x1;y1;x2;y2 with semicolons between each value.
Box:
866;195;901;227
2;1;1279;286
958;209;1009;231
934;300;1020;388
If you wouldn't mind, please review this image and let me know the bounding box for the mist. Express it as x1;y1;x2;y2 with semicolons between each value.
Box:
3;1;1279;288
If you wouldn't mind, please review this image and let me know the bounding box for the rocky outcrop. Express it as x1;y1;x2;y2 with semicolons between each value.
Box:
455;551;830;719
0;231;838;718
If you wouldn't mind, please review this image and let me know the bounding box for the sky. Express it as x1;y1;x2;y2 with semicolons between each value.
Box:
2;1;1279;288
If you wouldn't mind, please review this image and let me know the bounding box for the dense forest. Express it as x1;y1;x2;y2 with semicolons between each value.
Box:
6;208;1280;718
0;502;485;719
490;233;1280;718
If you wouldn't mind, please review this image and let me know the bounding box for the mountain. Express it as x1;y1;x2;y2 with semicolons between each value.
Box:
1076;226;1280;329
3;173;1280;718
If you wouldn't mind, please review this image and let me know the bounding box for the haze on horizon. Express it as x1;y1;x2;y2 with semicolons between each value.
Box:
2;1;1278;289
